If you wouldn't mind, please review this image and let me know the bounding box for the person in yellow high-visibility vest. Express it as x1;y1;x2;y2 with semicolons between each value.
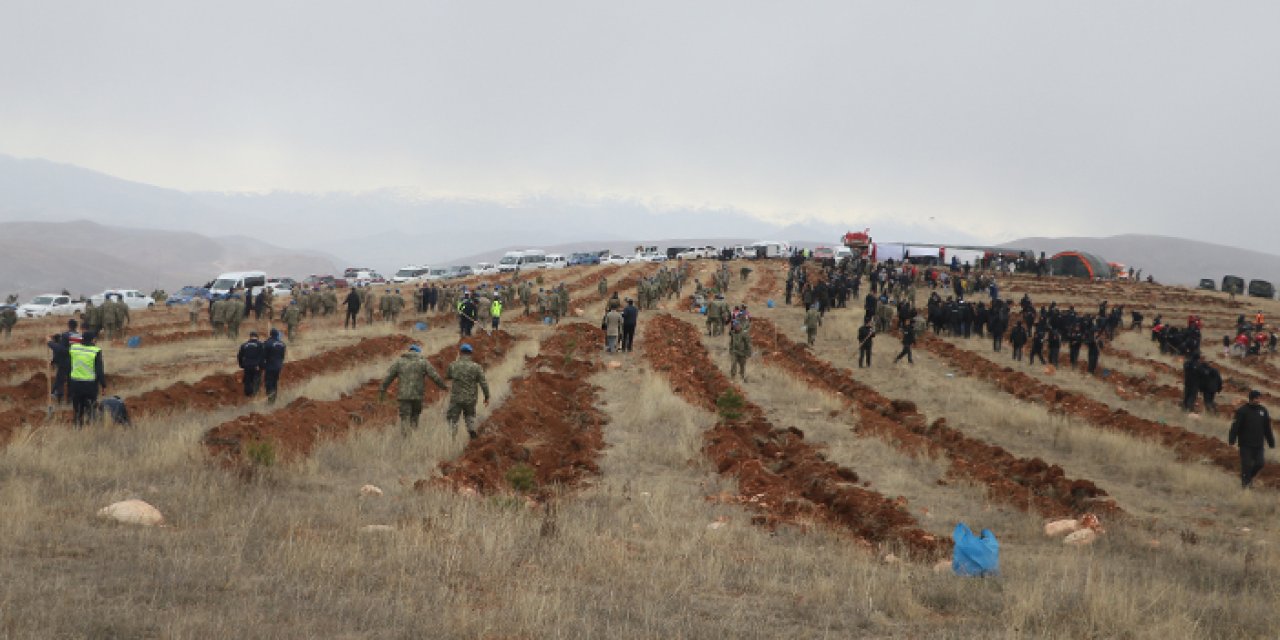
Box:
490;297;502;331
68;331;107;428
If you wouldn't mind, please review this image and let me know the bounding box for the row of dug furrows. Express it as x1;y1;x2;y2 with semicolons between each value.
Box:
203;330;518;465
0;334;415;446
909;332;1278;487
640;312;949;559
748;317;1120;519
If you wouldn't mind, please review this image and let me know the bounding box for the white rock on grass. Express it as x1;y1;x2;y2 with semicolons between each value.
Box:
360;524;396;534
359;484;384;497
97;499;165;526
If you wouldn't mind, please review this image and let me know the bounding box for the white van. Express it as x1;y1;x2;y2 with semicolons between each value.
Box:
749;241;790;259
545;254;567;269
392;265;430;283
520;250;548;270
209;271;268;299
498;251;525;273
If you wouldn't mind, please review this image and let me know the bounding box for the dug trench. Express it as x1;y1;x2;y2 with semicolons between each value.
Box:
750;317;1118;519
126;334;415;419
431;322;607;501
915;332;1279;487
203;330;518;465
641;312;947;559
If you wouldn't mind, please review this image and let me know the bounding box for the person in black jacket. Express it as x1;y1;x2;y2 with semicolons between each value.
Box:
48;333;71;404
343;290;362;329
1010;321;1027;361
262;328;287;405
237;331;265;397
857;318;875;368
1199;361;1223;414
1085;328;1103;374
1182;353;1202;411
893;319;915;365
621;299;639;352
1230;391;1274;488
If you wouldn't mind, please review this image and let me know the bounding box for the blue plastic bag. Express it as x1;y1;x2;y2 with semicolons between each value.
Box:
699;305;707;315
766;299;775;308
126;336;141;348
414;321;428;331
952;523;999;577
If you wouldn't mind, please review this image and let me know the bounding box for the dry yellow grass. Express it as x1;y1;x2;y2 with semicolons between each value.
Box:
1;274;1279;637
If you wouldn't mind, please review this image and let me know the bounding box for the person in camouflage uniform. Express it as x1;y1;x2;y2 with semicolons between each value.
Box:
704;295;721;336
0;305;16;338
82;300;102;335
209;298;226;337
597;276;608;299
803;303;822;346
446;343;490;439
322;289;338;316
729;320;752;382
104;295;129;341
225;294;244;338
519;281;532;316
281;300;303;341
189;296;204;327
379;344;448;436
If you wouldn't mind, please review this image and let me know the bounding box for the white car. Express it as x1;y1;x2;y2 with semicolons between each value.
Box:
89;289;156;310
19;294;86;318
675;248;704;260
606;254;633;266
474;262;499;276
638;252;667;263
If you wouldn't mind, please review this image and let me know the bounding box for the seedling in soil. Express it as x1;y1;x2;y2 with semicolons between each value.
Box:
245;440;277;468
716;389;746;421
506;463;537;493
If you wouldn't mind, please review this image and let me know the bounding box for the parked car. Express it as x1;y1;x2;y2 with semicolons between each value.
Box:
1248;279;1275;299
639;251;668;263
266;279;295;295
474;262;499;276
19;294;86;318
89;289;156;310
447;265;475;279
1197;279;1216;291
675;247;704;260
424;267;450;281
606;254;633;266
568;252;601;266
545;254;568;269
166;286;212;306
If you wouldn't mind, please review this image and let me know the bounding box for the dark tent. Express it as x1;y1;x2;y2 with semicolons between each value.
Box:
1049;251;1110;279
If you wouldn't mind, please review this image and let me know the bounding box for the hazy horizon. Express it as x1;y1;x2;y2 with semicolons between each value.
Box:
3;2;1279;255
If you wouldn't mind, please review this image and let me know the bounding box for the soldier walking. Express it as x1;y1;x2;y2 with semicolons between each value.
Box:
446;343;490;439
380;344;448;436
0;305;16;338
729;321;751;382
281;300;303;341
803;303;822;346
857;319;875;368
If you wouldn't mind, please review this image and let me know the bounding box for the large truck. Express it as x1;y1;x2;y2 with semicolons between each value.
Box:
1248;279;1275;299
1222;275;1245;295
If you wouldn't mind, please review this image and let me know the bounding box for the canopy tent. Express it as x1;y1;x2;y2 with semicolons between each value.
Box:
1049;251;1110;279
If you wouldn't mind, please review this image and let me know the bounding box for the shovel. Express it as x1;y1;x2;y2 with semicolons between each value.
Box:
46;362;54;420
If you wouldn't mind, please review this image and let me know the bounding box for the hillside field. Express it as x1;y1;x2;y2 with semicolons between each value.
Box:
1;261;1278;639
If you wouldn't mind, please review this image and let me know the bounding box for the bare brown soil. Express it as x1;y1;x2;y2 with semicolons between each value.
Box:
642;312;946;558
203;331;517;465
434;323;607;500
916;332;1278;486
751;317;1117;518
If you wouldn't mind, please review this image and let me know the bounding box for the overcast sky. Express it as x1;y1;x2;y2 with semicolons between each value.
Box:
2;2;1278;249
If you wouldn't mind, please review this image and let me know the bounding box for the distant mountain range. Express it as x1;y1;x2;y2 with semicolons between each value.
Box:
0;221;339;299
2;152;1278;293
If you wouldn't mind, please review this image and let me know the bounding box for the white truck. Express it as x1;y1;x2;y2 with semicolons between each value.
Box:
89;289;156;310
19;294;86;318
